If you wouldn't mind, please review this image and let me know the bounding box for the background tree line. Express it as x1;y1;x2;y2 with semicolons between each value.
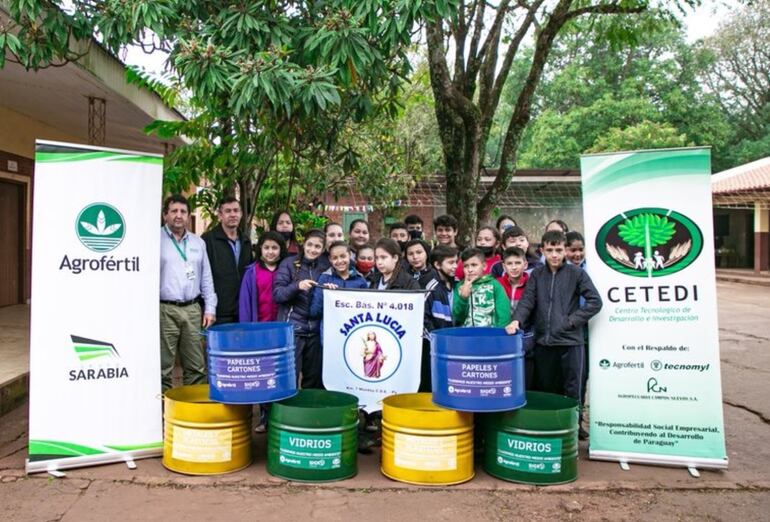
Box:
1;0;767;240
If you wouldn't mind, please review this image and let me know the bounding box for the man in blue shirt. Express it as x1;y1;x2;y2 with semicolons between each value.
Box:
160;194;217;391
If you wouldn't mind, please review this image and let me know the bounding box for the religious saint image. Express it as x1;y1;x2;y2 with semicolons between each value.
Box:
362;331;386;378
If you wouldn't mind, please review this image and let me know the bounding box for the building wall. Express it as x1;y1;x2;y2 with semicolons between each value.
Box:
321;193;584;244
0;105;83;159
0;151;34;303
0;102;82;303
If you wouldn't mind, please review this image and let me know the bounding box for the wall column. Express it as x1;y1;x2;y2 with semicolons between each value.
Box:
755;201;769;273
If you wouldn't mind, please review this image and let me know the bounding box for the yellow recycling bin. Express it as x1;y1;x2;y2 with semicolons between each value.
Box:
381;393;474;485
163;384;252;475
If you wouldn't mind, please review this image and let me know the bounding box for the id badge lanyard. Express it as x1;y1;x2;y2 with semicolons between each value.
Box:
165;226;188;262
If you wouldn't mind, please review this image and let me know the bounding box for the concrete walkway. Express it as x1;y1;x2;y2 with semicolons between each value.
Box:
0;305;29;415
0;305;29;386
716;268;770;286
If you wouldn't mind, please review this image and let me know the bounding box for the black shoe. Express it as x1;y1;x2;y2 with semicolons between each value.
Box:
358;433;376;454
578;427;589;440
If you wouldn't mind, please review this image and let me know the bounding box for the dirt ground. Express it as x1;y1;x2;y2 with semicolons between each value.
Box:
1;281;768;521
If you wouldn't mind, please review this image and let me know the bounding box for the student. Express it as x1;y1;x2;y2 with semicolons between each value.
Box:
324;222;345;250
362;238;420;451
546;219;569;234
455;226;503;280
404;239;437;288
273;229;327;389
452;247;510;327
496;214;517;236
238;231;287;322
348;219;371;251
309;241;369;321
565;231;586;268
565;230;589;431
370;238;420;291
404;214;424;239
389;222;410;254
507;230;602;440
420;245;458;391
321;221;345;268
354;244;376;280
497;247;535;388
238;230;287;432
270;210;299;254
433;214;462;250
501;226;544;271
537;219;569;261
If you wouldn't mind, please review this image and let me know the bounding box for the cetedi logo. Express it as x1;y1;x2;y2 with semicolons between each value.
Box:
69;335;129;381
76;203;125;252
597;208;703;278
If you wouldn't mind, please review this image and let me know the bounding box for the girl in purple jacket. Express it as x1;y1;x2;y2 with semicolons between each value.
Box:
238;231;287;322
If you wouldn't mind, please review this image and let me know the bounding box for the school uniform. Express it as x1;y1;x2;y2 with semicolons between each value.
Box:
273;255;325;388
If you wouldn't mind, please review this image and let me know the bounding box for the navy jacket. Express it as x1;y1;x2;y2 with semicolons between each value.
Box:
309;267;370;319
423;274;454;336
512;262;602;347
272;254;327;335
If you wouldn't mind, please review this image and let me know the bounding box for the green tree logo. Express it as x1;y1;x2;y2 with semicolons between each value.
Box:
75;203;125;252
617;214;676;277
597;208;703;278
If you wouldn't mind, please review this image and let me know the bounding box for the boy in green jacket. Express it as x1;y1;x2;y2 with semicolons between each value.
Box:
453;248;510;327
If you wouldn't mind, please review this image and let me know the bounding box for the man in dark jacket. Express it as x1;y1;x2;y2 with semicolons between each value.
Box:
202;197;253;324
508;230;602;438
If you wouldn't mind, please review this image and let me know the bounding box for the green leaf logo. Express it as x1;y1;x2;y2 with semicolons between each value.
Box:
617;214;676;248
75;203;125;252
597;208;703;278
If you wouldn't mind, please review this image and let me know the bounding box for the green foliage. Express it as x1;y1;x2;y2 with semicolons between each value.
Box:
496;13;732;169
700;0;770;170
1;0;456;226
618;214;676;248
587;120;690;153
518;96;659;168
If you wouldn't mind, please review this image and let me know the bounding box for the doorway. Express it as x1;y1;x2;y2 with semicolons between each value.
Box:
0;180;23;306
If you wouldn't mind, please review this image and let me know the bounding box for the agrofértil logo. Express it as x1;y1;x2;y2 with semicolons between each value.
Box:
596;208;703;278
76;203;125;252
60;202;140;274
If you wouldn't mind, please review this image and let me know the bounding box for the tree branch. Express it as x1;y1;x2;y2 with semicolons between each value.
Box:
482;0;544;123
565;3;646;20
465;0;488;94
478;0;571;217
425;21;480;126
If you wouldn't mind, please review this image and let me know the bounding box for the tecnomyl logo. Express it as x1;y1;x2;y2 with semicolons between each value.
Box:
76;203;125;252
596;208;703;278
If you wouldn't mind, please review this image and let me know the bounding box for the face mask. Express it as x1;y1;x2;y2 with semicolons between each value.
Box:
280;231;292;241
356;260;375;274
408;229;423;239
479;246;495;257
397;241;408;253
